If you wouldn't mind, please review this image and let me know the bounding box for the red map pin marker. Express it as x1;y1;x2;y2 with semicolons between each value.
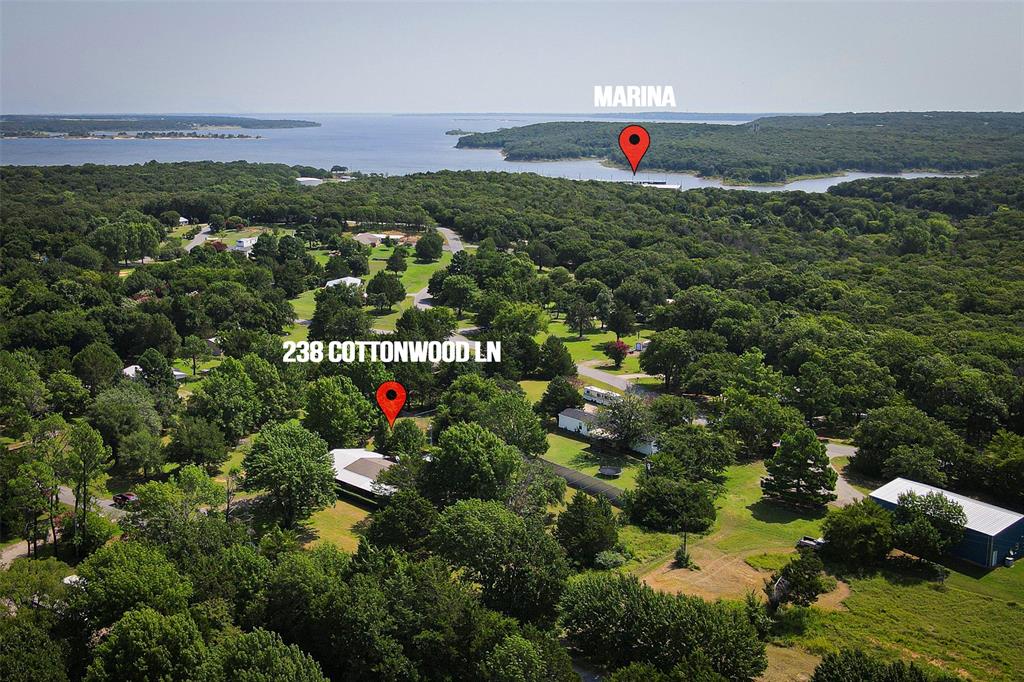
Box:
618;125;650;175
375;381;407;427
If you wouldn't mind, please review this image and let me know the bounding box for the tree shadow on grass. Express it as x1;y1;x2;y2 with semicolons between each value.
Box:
770;606;813;637
746;499;828;524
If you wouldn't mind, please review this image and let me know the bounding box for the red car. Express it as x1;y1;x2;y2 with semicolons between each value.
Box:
112;492;138;508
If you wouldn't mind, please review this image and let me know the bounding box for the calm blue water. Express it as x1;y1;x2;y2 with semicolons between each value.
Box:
0;113;960;192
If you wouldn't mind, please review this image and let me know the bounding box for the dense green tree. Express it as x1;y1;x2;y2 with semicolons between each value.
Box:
821;499;894;565
85;608;206;682
479;391;548;457
366;271;406;311
415;229;444;262
165;416;228;470
536;335;576;379
195;628;329;682
375;418;427;458
90;381;162;458
74;541;193;628
763;549;830;613
893;491;966;561
623;476;716;534
554;492;619;566
45;370;90;418
71;341;122;394
558;572;766;679
654;424;735;483
852;403;967;479
719;389;805;459
640;328;696;390
431;499;569;623
420;422;521;506
303;375;376;448
761;427;837;509
365;488;439;556
0;616;69;682
595;393;654;452
535;375;584;417
564;298;594;339
811;648;960;682
243;421;336;528
187;357;259;443
440;274;478;317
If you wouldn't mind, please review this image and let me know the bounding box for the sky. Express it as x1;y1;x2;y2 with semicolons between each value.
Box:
1;0;1022;114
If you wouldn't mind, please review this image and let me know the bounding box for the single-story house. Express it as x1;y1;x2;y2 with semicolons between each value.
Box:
122;364;142;379
354;232;392;247
558;408;597;437
330;448;395;501
326;276;363;289
869;478;1024;567
583;385;621;406
178;216;190;226
557;408;659;456
635;340;650;352
172;368;188;381
296;177;324;187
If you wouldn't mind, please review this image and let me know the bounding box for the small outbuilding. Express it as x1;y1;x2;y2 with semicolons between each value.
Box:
326;276;363;289
869;478;1024;568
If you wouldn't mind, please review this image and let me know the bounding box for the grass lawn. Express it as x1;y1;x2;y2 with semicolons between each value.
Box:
519;379;549;405
305;498;372;552
309;249;332;266
778;563;1024;681
289;289;318;320
369;296;415;331
535;321;652;366
830;456;884;495
542;432;642;491
699;461;826;555
618;525;681;574
402;251;451;293
283;323;310;342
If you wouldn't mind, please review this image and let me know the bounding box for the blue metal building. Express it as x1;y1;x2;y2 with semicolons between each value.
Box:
869;478;1024;568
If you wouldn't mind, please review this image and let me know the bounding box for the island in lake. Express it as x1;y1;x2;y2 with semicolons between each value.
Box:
445;128;478;136
0;114;320;137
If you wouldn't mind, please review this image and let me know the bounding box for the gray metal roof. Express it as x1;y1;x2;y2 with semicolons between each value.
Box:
870;478;1024;536
559;408;596;423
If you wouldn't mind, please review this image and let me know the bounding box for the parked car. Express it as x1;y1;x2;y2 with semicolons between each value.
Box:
796;536;825;549
112;492;138;508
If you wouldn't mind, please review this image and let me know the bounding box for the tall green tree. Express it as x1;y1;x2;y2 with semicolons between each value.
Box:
302;375;376;448
419;422;521;506
761;427;837;509
554;493;619;567
243;421;336;528
85;608;206;682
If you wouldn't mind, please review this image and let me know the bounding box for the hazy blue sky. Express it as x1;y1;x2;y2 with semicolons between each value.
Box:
2;1;1021;113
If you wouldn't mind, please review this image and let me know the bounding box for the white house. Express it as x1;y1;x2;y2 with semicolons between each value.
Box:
326;276;363;289
558;408;597;437
178;216;190;226
122;364;142;379
583;385;621;406
330;448;395;500
172;368;188;381
231;237;259;253
296;177;324;187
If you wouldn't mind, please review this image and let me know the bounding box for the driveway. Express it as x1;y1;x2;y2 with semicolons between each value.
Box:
414;228;464;311
825;443;865;505
184;224;211;252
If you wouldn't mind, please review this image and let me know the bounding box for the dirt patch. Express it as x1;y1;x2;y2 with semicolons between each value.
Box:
642;545;766;600
642;545;851;612
759;645;820;682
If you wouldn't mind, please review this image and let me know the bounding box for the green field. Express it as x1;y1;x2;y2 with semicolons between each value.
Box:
781;564;1024;681
289;289;317;320
542;432;641;491
535;321;651;368
306;498;371;552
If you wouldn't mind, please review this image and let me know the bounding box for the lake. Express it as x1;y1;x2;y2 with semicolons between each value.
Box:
0;113;961;192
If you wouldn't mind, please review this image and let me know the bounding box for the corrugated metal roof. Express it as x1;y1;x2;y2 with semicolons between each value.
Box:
869;478;1023;536
330;448;394;494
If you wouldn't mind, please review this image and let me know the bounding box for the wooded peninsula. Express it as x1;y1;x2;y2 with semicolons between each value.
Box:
456;112;1024;183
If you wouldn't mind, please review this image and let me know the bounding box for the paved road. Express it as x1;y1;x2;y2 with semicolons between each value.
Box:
1;487;122;568
184;225;211;252
824;442;865;505
414;228;464;311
